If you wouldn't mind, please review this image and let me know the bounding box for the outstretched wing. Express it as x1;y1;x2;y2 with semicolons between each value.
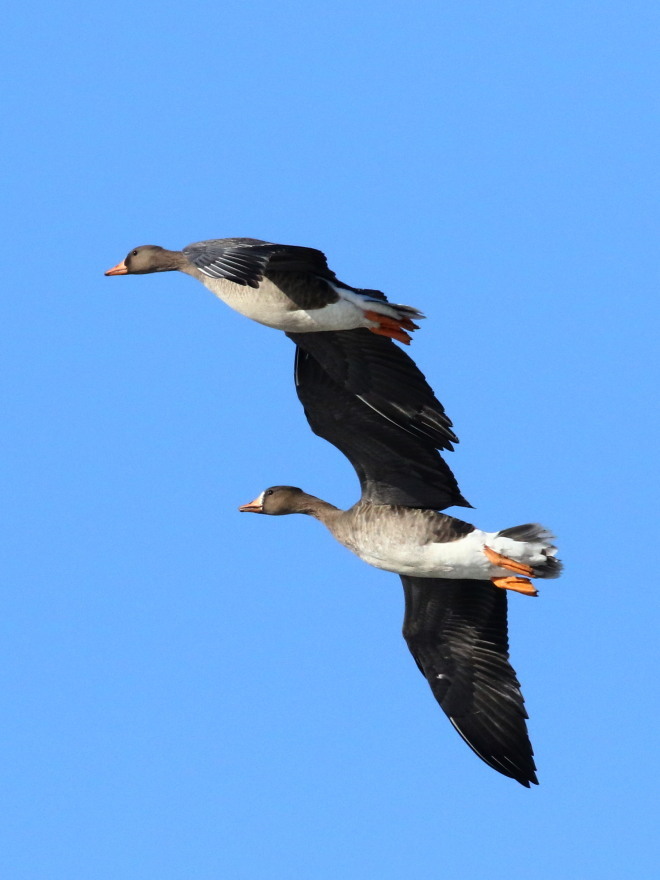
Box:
291;329;460;453
293;345;469;509
183;238;335;289
401;576;537;787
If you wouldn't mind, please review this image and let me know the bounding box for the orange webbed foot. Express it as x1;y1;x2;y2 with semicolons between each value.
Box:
364;310;416;345
491;576;538;597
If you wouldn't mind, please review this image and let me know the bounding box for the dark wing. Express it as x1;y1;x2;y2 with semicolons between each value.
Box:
183;238;335;290
293;346;469;509
401;576;537;787
290;329;459;453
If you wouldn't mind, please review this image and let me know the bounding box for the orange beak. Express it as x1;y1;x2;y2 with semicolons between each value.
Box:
238;495;264;513
105;260;128;276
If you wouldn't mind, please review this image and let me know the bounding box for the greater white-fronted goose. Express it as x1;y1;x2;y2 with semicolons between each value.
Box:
105;239;460;452
105;238;464;449
105;238;422;343
238;350;562;786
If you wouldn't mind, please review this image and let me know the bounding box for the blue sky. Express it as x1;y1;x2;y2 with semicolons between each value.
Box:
2;1;659;877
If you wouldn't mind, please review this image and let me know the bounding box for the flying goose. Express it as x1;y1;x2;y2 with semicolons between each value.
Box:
105;238;421;343
238;350;562;786
105;238;458;451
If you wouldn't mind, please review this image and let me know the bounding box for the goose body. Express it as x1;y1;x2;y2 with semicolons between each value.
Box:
191;271;410;335
328;503;559;580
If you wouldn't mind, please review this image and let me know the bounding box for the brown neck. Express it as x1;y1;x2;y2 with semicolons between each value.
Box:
298;494;342;524
159;249;192;272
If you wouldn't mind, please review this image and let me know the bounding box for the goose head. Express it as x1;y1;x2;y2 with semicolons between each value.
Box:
239;486;316;516
105;245;186;275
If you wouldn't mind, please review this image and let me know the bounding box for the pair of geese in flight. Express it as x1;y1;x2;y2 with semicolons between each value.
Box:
106;238;561;787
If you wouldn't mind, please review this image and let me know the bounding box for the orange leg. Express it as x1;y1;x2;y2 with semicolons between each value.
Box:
363;310;419;345
491;576;538;597
484;545;535;577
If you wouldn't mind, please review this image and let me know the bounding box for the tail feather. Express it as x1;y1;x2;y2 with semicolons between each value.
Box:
498;523;554;543
389;302;426;321
497;523;562;579
358;290;426;322
540;555;563;578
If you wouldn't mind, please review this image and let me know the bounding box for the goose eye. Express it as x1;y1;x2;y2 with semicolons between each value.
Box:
265;489;274;496
132;250;138;256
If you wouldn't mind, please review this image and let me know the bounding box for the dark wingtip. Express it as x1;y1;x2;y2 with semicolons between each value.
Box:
517;771;539;788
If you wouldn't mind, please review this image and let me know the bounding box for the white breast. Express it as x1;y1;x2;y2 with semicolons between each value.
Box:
198;276;368;332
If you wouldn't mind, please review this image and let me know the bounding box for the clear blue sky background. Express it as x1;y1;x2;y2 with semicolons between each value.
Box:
2;2;659;877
